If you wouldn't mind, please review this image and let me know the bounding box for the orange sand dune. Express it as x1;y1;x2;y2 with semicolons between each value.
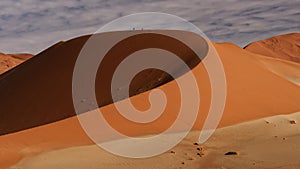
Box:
245;33;300;63
0;53;32;74
0;31;204;136
1;31;300;168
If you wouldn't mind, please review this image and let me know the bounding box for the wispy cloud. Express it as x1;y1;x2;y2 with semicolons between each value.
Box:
0;0;299;54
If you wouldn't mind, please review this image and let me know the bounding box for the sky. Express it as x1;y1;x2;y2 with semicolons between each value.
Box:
0;0;299;54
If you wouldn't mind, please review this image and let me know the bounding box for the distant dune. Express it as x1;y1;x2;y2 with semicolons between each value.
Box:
1;31;300;169
0;53;32;74
245;33;300;63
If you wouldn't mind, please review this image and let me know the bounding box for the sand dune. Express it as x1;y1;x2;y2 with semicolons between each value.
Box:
0;30;205;136
0;53;32;74
10;111;300;169
245;33;300;63
1;31;300;168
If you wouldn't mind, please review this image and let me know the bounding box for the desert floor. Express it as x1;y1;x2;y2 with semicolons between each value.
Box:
11;111;300;169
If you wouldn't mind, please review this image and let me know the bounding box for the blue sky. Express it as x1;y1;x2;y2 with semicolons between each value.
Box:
0;0;299;54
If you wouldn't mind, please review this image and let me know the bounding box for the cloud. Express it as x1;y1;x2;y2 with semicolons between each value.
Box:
0;0;299;54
